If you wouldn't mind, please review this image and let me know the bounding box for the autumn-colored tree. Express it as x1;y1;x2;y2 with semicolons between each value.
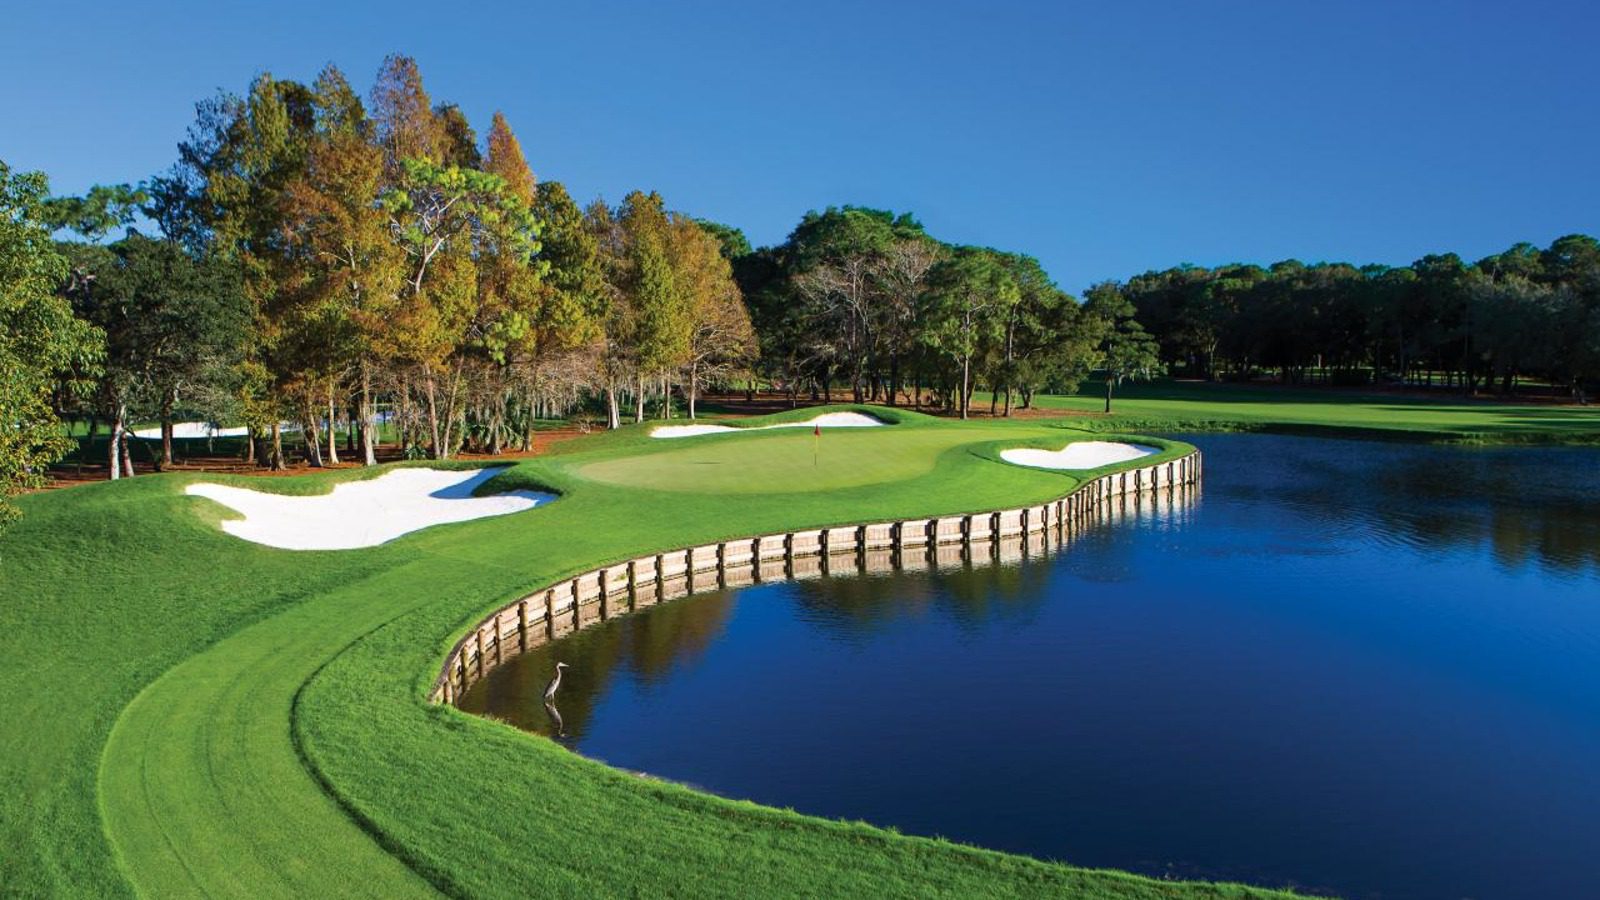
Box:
434;103;481;169
485;112;535;204
674;218;754;418
382;158;539;457
370;54;444;174
280;64;405;466
619;192;689;420
178;72;316;468
583;198;632;428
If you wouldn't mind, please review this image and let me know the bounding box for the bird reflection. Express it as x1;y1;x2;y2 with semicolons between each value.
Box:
544;699;566;737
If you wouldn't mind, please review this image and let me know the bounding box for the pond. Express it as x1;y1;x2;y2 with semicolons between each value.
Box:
459;434;1600;899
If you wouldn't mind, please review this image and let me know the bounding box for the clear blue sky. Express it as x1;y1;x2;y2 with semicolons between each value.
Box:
3;0;1596;290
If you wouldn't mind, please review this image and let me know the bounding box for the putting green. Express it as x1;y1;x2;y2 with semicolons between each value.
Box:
1;408;1300;899
573;426;1045;493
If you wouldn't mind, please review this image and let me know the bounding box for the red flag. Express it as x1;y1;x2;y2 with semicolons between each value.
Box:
813;423;821;437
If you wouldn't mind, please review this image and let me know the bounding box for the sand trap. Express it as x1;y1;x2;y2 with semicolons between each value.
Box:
133;422;249;439
1000;441;1160;470
185;467;553;550
651;411;885;439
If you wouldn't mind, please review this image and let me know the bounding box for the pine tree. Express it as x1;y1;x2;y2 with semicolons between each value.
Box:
484;112;535;204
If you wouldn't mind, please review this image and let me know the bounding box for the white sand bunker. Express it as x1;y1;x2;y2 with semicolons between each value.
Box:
652;411;885;439
133;422;249;439
1000;441;1160;470
185;467;553;550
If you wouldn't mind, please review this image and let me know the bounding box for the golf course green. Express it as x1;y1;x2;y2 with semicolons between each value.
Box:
1;406;1318;899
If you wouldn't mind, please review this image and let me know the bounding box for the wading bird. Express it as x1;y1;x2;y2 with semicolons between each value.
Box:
544;661;569;703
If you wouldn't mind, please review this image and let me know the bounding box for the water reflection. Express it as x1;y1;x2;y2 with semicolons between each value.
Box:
461;486;1198;738
543;700;565;737
464;590;739;740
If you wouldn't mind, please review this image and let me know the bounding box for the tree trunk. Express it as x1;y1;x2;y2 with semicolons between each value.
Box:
160;388;175;470
326;385;340;466
425;371;442;459
959;355;970;420
1104;378;1114;414
109;402;125;481
271;422;286;471
634;373;646;423
121;430;136;478
606;382;621;429
689;362;699;419
360;365;377;466
305;407;325;468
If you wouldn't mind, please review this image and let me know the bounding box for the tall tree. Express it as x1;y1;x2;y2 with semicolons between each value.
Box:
370;54;443;174
1084;282;1164;413
920;248;1016;419
619;192;687;420
0;163;101;526
674;217;754;418
484;112;535;204
63;234;249;473
280;64;405;465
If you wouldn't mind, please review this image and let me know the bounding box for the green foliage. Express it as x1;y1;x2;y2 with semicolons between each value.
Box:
40;183;149;242
0;162;102;528
1112;234;1600;397
1084;282;1164;411
693;217;753;259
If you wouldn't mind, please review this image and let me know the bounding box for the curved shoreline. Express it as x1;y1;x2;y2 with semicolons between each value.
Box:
434;449;1201;705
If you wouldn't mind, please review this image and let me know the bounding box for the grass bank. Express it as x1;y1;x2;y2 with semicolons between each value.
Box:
2;407;1293;899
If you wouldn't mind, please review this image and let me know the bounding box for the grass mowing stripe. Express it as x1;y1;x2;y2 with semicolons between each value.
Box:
98;563;443;899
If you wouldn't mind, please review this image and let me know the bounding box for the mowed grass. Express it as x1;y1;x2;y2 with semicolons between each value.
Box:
986;380;1600;443
578;427;970;493
1;407;1296;899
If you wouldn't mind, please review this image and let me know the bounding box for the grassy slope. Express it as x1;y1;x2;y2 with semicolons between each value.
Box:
983;380;1600;443
2;407;1284;899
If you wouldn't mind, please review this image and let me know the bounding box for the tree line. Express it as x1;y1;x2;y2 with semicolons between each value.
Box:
30;55;757;478
1102;237;1600;398
731;206;1154;417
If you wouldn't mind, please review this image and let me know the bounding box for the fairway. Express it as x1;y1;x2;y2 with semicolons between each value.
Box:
1;410;1300;899
1011;381;1600;443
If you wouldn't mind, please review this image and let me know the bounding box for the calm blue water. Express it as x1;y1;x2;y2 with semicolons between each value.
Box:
462;434;1600;899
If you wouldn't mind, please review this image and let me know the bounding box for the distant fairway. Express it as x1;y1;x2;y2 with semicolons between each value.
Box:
1002;380;1600;443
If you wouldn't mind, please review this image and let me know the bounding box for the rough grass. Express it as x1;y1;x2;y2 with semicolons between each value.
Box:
1;407;1293;899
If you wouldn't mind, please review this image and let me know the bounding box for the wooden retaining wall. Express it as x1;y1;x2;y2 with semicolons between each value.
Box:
431;450;1202;704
